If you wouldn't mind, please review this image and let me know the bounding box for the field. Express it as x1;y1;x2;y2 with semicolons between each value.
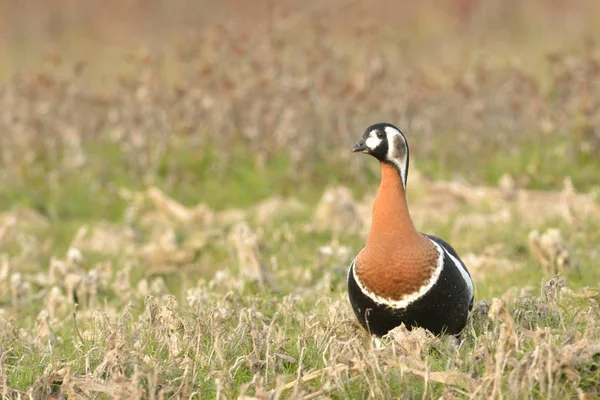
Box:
1;1;600;398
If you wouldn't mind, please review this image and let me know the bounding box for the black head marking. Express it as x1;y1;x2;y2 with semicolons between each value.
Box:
352;122;410;189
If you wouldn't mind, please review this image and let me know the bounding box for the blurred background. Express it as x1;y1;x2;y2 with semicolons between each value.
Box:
1;3;600;394
0;0;599;220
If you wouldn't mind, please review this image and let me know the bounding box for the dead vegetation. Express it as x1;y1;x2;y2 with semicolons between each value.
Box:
2;4;600;196
3;266;600;399
1;175;599;398
1;1;600;398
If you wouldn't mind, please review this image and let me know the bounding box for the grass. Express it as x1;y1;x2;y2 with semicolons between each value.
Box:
1;159;598;398
1;1;600;399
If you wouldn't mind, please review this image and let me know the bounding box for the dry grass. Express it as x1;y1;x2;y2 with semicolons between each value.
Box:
1;179;599;398
1;1;600;399
2;3;600;196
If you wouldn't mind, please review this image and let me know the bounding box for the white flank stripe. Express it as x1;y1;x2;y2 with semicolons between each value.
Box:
350;241;445;309
442;248;474;299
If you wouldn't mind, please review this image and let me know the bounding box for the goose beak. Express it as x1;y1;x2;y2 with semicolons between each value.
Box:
352;139;368;153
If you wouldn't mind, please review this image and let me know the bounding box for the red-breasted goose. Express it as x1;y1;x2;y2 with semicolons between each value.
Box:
348;122;474;336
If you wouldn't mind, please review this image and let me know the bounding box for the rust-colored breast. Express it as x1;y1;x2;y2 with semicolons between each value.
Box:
355;163;438;300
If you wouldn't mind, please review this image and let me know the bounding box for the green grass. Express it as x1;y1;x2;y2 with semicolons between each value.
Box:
1;161;599;398
2;8;600;396
1;135;599;398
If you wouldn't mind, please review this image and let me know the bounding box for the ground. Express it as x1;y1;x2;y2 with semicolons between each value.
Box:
0;1;599;399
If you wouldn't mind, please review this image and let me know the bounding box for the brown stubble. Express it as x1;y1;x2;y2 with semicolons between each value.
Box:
1;2;600;398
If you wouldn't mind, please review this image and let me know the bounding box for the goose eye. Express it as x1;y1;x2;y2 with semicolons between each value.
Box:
376;131;384;139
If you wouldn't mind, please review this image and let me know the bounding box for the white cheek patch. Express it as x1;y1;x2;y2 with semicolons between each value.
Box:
365;136;381;150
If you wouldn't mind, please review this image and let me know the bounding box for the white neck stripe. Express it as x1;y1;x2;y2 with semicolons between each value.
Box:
388;159;407;191
383;127;408;191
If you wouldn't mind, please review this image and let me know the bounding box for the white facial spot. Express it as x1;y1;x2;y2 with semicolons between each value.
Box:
365;136;381;150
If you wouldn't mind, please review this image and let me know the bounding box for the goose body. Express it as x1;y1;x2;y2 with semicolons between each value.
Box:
349;123;474;336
